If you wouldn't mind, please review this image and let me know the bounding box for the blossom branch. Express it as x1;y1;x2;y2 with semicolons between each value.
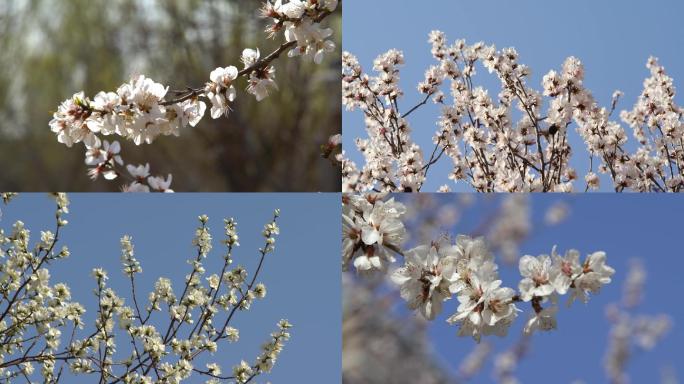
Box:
342;194;615;342
342;30;684;192
0;194;292;383
49;0;339;192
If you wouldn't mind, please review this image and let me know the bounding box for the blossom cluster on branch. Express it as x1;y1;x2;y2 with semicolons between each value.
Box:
342;194;615;342
341;30;684;192
49;0;339;192
0;193;291;383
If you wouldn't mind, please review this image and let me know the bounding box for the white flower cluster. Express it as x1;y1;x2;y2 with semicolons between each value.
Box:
0;195;290;383
342;194;407;272
124;162;174;192
51;76;203;148
390;239;613;341
48;77;201;192
343;194;615;342
617;57;684;191
50;0;338;192
262;0;338;64
0;195;80;382
342;30;684;192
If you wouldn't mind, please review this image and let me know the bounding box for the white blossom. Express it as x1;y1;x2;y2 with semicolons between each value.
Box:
447;272;518;342
206;66;238;119
518;254;555;301
570;251;615;305
342;194;407;272
391;244;458;320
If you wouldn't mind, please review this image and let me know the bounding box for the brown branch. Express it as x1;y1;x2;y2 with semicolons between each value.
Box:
157;6;336;108
402;92;432;118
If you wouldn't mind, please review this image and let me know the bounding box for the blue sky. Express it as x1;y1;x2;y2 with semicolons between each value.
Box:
0;193;340;383
393;194;683;383
343;0;684;192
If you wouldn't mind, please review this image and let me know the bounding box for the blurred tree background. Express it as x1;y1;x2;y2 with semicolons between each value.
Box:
0;0;341;191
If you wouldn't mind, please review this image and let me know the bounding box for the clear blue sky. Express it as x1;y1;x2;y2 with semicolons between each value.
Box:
395;194;683;383
0;193;340;383
343;0;684;192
